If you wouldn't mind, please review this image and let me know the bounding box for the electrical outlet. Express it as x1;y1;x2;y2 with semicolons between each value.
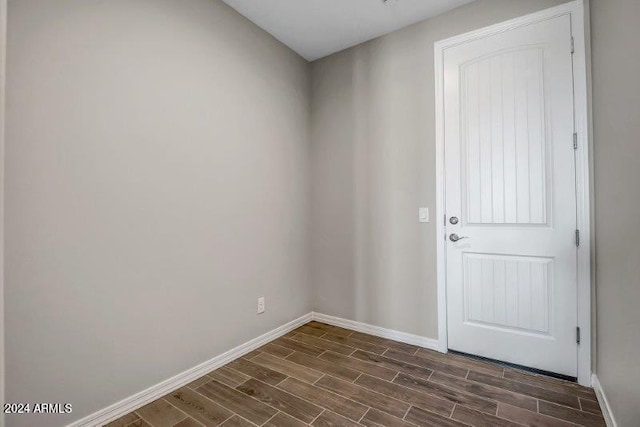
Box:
257;297;265;314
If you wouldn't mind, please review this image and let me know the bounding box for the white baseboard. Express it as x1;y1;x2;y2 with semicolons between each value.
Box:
591;374;618;427
67;312;313;427
68;311;439;426
311;312;439;351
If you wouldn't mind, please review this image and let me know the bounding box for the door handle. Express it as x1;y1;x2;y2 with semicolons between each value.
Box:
449;233;469;242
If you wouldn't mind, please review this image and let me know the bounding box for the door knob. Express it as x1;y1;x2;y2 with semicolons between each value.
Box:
449;233;468;242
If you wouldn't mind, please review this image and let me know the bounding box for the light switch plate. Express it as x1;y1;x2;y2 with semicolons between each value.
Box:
419;207;429;223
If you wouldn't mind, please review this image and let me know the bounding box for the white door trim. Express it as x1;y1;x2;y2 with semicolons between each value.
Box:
434;0;593;386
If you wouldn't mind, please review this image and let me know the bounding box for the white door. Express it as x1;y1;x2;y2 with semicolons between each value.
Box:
444;15;578;377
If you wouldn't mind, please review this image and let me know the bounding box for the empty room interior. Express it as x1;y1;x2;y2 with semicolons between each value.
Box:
1;0;639;426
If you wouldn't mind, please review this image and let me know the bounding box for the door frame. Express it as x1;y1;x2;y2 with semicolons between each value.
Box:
434;0;593;386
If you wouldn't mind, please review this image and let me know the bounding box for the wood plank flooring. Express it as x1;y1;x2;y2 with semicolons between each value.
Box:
106;321;604;427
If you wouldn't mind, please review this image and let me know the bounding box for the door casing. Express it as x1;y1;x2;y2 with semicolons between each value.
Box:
434;0;593;386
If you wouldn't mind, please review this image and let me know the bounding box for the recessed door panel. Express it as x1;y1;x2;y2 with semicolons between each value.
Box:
461;48;549;225
463;253;552;335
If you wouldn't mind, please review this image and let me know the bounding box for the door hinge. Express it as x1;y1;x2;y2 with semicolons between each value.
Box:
571;36;575;54
576;327;581;344
573;132;578;150
575;230;580;247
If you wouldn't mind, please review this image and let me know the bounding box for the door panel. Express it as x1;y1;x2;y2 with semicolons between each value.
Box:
444;15;577;377
463;47;548;225
464;253;551;334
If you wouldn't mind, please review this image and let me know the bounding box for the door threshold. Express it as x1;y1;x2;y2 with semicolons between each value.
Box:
449;349;577;383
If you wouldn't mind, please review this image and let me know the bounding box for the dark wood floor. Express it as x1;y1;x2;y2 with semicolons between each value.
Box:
106;321;605;427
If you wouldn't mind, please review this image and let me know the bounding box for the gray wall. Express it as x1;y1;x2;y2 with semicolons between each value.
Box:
4;1;310;425
6;1;640;426
0;1;5;426
590;0;640;425
310;0;566;338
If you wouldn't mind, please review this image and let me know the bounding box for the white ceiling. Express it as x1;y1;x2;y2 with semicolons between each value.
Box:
220;0;475;61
